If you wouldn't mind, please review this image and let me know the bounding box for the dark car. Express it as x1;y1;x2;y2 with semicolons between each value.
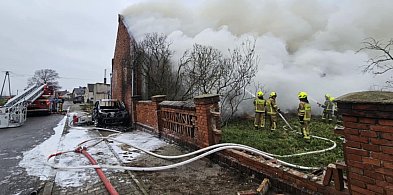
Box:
73;96;84;104
92;99;129;127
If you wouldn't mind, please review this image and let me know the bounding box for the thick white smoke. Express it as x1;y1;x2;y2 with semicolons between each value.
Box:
122;0;392;112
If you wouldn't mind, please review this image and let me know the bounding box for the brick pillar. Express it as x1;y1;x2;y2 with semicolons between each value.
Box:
131;95;141;128
335;91;393;195
152;95;166;134
194;94;220;148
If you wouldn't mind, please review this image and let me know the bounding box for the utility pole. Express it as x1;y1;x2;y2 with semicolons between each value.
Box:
0;71;11;97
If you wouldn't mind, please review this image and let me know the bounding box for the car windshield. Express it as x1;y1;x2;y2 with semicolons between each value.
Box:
99;100;123;110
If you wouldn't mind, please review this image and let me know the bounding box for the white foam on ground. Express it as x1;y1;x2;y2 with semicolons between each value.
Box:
19;116;67;180
19;115;168;187
108;131;167;163
54;127;102;187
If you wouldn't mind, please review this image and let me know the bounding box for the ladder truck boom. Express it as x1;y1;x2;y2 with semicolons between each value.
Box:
0;84;46;128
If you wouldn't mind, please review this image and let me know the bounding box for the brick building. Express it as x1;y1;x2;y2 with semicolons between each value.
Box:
111;15;142;123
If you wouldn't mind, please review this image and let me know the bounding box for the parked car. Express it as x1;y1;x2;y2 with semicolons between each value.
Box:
73;96;84;104
92;99;129;127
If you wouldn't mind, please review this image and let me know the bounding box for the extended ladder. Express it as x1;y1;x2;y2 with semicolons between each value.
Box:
0;84;46;128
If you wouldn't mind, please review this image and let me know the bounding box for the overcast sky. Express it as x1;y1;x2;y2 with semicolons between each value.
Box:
1;0;392;110
0;0;138;94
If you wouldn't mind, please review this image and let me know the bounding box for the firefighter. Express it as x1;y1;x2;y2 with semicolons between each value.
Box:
253;91;266;130
266;92;279;131
298;92;312;141
58;97;64;112
319;94;333;123
329;96;343;126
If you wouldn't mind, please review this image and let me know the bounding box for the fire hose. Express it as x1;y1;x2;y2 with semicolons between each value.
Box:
47;112;337;194
47;129;337;172
48;146;120;195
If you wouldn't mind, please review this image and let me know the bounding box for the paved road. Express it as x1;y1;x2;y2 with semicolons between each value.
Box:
0;114;64;195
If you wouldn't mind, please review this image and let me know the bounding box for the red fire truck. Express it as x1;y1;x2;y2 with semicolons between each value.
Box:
27;85;54;115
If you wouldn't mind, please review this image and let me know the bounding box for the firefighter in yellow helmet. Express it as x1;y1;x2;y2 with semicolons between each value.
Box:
319;94;333;123
266;91;280;131
329;96;343;125
253;91;266;130
298;92;312;141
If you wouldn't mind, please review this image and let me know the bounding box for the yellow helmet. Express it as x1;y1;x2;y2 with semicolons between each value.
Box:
257;91;263;97
325;93;331;99
270;92;277;97
298;91;308;99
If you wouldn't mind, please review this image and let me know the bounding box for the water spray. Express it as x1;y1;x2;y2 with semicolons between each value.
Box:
308;96;321;105
245;89;256;98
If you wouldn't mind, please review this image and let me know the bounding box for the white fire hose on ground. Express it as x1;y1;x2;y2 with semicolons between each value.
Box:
47;123;336;172
48;98;338;173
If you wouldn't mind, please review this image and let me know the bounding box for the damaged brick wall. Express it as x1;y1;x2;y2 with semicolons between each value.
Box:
112;14;141;122
336;91;393;195
133;94;348;195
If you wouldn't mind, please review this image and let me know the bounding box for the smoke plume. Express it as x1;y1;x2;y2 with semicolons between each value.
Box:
122;0;392;112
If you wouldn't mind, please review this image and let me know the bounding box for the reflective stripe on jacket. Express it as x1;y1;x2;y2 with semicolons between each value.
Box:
298;101;311;121
324;99;333;110
266;98;277;115
254;98;266;112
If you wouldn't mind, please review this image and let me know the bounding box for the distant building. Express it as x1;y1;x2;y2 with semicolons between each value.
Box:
84;84;94;103
72;86;86;103
84;83;110;103
92;83;110;103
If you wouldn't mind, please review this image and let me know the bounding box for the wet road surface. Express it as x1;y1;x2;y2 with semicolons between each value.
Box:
0;114;64;195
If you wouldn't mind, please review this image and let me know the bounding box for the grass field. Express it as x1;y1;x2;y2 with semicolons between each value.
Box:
221;114;344;169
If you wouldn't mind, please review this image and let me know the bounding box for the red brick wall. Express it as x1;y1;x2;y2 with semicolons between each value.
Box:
135;101;158;132
215;150;349;195
336;91;393;195
134;95;220;147
132;94;352;194
112;15;139;121
160;104;197;147
194;94;220;148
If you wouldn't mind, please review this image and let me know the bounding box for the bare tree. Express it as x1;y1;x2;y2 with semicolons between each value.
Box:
358;38;393;86
27;69;61;90
179;40;259;123
134;33;259;122
135;33;178;99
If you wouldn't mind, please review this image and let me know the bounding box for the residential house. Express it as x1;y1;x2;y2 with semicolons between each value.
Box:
72;87;86;103
83;83;111;103
92;83;110;103
84;84;94;103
